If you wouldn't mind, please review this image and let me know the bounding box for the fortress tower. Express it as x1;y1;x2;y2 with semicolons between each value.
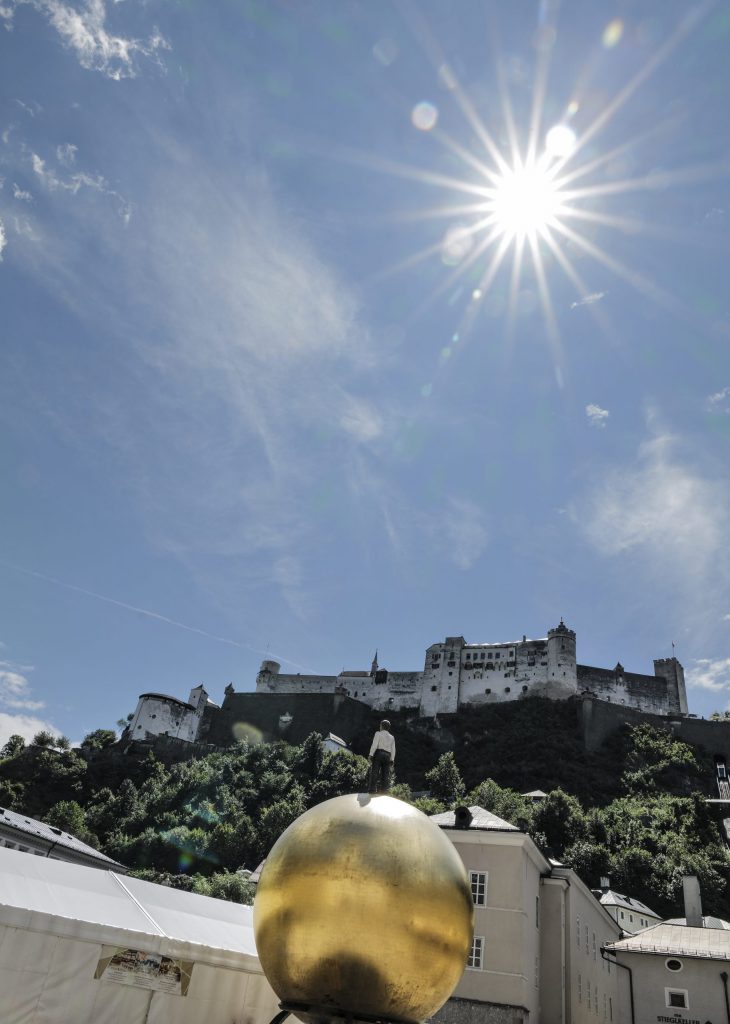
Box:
547;619;578;696
653;656;688;715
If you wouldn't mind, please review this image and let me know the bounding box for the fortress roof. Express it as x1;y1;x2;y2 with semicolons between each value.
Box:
138;692;195;710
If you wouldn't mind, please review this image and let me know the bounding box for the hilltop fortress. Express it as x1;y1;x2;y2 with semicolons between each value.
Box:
255;620;688;719
124;619;691;755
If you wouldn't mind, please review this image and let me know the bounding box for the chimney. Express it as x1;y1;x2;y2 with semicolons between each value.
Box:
600;877;610;891
454;806;473;830
682;875;703;928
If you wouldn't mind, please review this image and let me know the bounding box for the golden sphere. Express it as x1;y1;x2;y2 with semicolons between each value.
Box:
254;794;473;1024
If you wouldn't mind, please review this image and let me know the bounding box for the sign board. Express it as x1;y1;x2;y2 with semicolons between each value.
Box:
95;946;194;996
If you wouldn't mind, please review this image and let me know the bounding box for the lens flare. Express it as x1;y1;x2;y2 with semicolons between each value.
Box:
411;101;439;131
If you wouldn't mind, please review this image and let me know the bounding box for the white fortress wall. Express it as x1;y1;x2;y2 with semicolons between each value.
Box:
252;623;685;719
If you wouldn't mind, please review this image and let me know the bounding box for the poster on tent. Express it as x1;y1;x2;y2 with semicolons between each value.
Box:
94;946;194;996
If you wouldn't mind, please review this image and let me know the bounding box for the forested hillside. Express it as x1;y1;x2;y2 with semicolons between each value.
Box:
0;699;727;920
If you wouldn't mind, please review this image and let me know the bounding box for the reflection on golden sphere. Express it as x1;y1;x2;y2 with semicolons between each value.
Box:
254;794;473;1024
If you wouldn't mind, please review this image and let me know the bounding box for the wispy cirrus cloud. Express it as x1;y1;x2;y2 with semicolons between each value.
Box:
8;126;381;618
571;291;606;309
56;143;77;167
707;386;730;413
1;0;169;79
586;403;610;429
571;429;728;580
31;150;130;221
0;218;6;259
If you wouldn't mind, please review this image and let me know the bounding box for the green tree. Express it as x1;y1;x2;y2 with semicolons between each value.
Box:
81;729;117;751
468;778;534;831
1;735;26;759
46;799;87;837
531;789;587;852
425;752;466;806
32;731;56;748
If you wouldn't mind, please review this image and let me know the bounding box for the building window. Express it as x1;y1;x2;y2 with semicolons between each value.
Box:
485;688;491;694
504;687;511;693
535;896;539;928
578;974;582;1003
431;685;437;692
609;998;612;1021
522;685;528;692
467;936;484;970
665;990;688;1009
470;871;487;906
577;917;580;946
488;653;493;659
665;959;683;973
585;925;589;954
593;932;597;960
587;981;591;1012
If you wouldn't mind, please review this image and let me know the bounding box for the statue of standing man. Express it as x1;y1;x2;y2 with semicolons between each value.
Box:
368;719;395;794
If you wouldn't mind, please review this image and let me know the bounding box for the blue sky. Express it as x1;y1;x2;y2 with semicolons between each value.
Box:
1;0;730;745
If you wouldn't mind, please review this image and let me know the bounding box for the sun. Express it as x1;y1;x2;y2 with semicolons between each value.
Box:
486;158;566;242
360;2;718;365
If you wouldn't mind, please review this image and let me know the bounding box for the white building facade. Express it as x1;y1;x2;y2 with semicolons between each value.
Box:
429;806;629;1024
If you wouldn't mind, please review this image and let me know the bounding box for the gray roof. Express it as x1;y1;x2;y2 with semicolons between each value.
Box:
430;805;519;832
665;916;730;930
0;806;125;870
600;889;659;918
606;923;730;960
138;692;194;710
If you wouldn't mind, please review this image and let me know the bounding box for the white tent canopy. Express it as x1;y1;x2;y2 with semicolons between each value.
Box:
0;846;279;1024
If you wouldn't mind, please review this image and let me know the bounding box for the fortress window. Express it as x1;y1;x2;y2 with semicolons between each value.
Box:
485;688;491;694
150;715;156;719
448;661;455;667
480;652;485;659
495;652;501;659
488;653;492;659
431;685;437;692
504;687;511;693
522;686;528;692
466;653;471;659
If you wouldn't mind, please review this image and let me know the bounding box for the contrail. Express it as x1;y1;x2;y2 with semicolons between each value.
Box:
0;560;304;670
